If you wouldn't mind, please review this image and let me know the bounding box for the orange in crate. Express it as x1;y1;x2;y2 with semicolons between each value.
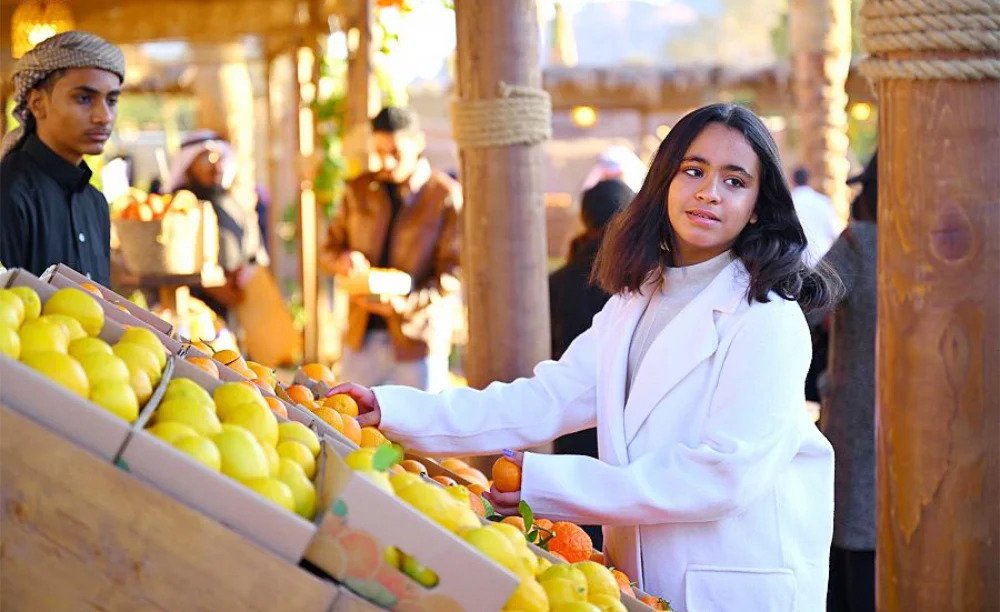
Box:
359;427;388;448
301;362;336;386
324;393;359;417
612;568;635;596
547;521;593;563
313;406;344;431
187;356;220;378
264;396;288;419
340;415;363;446
285;384;314;406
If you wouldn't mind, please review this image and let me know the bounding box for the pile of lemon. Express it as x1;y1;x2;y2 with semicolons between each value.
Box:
147;379;319;520
342;448;627;611
0;286;166;423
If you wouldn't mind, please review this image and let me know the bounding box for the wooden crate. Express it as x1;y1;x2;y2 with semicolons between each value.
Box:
0;406;339;611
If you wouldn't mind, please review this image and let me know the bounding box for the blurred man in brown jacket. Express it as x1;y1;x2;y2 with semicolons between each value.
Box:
322;107;461;391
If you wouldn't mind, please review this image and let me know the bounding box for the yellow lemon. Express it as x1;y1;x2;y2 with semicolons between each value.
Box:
276;458;317;519
213;382;266;419
277;440;316;479
264;443;280;477
8;286;41;321
89;379;140;422
213;424;270;481
0;324;20;359
68;336;113;360
42;287;104;336
542;578;588;608
77;351;130;386
113;342;161;385
21;351;88;398
587;594;626;612
18;317;70;355
129;368;153;405
155;397;222;436
551;602;601;612
344;447;377;471
502;577;549;612
147;421;200;444
572;561;620;603
118;326;167;369
243;477;295;512
0;289;25;327
222;401;278;447
42;314;87;341
277;421;320;457
164;377;214;407
172;435;222;472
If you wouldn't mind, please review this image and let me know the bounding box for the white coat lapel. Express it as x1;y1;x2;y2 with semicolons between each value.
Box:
622;260;746;443
601;292;650;465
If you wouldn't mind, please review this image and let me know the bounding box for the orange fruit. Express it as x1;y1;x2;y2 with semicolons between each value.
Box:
467;482;488;496
453;466;490;489
612;568;635;596
467;491;486;518
324;393;359;417
252;379;272;394
187;356;220;378
247;361;274;382
340;415;363;446
313;406;344;431
301;362;336;386
501;516;526;533
590;551;607;565
359;426;388;448
400;459;427;475
285;384;314;405
491;457;522;493
440;457;469;472
547;521;593;563
534;518;554;532
432;475;457;487
212;349;243;366
265;396;288;419
79;282;103;298
388;464;406;476
638;594;671;610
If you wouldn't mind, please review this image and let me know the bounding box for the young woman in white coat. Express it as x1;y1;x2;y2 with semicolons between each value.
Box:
329;103;841;612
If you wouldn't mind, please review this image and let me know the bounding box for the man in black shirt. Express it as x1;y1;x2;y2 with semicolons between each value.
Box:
0;32;125;285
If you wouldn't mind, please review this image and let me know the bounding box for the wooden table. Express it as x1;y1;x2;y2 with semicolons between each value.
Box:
0;406;339;610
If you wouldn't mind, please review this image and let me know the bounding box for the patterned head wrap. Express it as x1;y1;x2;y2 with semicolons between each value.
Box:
1;31;125;159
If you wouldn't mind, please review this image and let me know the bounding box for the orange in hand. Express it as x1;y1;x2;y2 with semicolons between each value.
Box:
491;456;522;493
360;426;389;448
340;415;363;446
324;393;359;417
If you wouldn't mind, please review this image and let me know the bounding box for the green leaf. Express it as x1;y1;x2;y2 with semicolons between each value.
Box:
372;443;403;471
481;497;498;520
518;500;534;527
525;527;539;544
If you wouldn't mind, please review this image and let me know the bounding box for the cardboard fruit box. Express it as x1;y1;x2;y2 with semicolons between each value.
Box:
305;444;520;611
40;263;174;336
118;357;318;562
0;268;171;462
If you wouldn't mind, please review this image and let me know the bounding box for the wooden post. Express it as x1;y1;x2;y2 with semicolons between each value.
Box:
789;0;852;219
454;1;550;388
864;1;1000;608
342;0;376;180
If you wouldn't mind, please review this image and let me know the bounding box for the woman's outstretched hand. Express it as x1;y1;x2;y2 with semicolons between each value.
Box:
326;382;381;427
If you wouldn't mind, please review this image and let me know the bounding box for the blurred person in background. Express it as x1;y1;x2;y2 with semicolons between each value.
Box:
321;106;462;392
549;177;635;549
167;131;268;319
816;153;878;612
0;32;125;285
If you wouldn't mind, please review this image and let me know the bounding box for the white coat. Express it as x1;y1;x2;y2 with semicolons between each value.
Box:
375;258;834;611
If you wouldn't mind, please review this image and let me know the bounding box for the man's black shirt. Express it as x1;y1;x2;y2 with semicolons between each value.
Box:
0;133;111;285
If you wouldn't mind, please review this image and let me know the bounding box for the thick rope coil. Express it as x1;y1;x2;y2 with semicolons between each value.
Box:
450;82;552;149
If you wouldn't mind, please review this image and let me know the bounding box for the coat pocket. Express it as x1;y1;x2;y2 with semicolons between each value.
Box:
685;564;796;612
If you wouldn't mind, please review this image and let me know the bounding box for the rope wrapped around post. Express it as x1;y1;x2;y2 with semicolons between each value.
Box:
450;82;552;149
860;0;1000;80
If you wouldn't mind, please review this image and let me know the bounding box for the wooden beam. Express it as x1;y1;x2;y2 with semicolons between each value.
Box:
0;406;337;610
872;9;1000;610
454;0;550;389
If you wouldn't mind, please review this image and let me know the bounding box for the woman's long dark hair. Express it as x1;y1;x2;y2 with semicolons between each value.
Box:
591;103;840;311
